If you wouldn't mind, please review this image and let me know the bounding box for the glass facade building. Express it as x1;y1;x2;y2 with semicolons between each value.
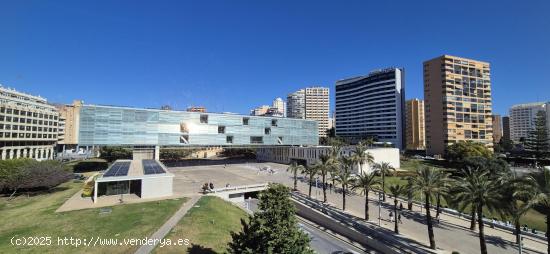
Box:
78;105;318;146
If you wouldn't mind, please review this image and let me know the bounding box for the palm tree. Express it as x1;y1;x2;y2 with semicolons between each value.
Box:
410;167;448;250
351;142;374;174
389;184;407;234
502;175;535;245
334;157;355;211
287;161;304;191
301;165;318;198
406;176;414;210
351;171;381;220
374;162;395;201
314;154;338;203
526;168;550;253
328;145;342;193
453;168;503;254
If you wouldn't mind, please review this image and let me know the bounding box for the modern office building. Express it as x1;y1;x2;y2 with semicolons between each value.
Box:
78;104;319;149
424;55;493;156
0;85;59;160
405;99;425;150
335;68;405;149
286;89;305;119
187;106;207;113
287;87;330;137
492;114;503;143
509;102;547;143
502;116;511;141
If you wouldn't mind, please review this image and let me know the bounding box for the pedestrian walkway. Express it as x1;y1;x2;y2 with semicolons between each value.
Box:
288;177;546;254
134;195;201;254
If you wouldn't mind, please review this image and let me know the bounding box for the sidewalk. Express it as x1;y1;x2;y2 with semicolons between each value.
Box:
287;176;546;254
134;195;200;254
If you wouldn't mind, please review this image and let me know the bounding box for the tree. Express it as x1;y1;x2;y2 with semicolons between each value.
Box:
526;168;550;253
410;167;449;250
499;171;535;244
389;184;407;234
445;141;492;163
351;171;381;220
99;146;132;162
334;157;355;211
351;142;374;174
0;159;33;197
524;110;550;163
228;184;313;254
453;168;503;254
287;161;305;191
301;165;318;198
374;162;395;201
313;154;337;203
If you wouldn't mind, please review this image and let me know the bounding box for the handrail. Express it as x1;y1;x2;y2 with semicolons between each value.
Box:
211;183;269;193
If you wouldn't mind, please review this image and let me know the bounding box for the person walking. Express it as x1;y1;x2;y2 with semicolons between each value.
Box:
398;213;402;224
389;211;394;222
399;202;404;211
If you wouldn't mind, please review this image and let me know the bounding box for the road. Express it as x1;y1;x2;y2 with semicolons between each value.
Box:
298;218;374;254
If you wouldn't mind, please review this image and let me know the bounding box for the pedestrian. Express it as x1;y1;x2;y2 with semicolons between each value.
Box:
389;211;394;222
399;202;404;211
209;182;214;190
398;213;402;224
435;214;440;224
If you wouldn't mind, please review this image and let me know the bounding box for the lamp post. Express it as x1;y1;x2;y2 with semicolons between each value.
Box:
378;192;383;226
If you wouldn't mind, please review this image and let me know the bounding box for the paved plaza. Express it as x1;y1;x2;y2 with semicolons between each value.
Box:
169;162;547;254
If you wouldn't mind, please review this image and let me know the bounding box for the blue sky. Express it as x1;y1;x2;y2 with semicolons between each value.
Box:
0;0;549;115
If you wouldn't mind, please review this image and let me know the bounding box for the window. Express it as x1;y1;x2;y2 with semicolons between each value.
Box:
200;114;208;124
264;128;271;135
271;119;278;127
226;136;233;144
277;136;283;144
180;135;189;144
218;126;225;134
250;136;263;144
243;117;249;125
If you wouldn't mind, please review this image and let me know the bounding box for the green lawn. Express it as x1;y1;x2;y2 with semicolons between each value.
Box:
0;181;186;254
400;158;448;171
155;196;248;254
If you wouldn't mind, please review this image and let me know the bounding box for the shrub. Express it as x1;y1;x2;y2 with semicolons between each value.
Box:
72;160;108;173
0;159;72;197
99;147;132;162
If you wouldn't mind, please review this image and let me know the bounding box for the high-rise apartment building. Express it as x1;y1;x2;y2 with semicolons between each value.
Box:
56;100;83;149
287;87;330;137
509;102;547;143
405;99;425;150
287;89;305;119
335;68;405;148
272;97;286;117
304;87;330;137
424;55;493;156
492;114;503;143
0;85;59;160
502;116;511;141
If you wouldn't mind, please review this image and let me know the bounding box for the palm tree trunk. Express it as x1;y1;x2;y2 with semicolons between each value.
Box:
394;199;399;234
435;194;441;217
407;190;413;211
514;219;521;244
477;205;487;254
293;170;297;191
322;173;327;203
425;194;436;249
382;172;386;201
365;194;370;220
342;185;346;211
308;173;312;198
470;208;476;230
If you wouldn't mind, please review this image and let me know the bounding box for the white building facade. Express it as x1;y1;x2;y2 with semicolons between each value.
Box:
509;102;547;143
335;68;405;149
0;86;59;160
